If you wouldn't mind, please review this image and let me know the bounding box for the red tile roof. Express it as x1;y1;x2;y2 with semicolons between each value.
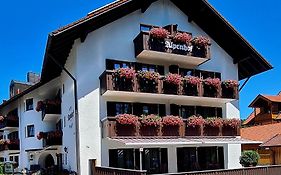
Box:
241;123;281;142
243;108;260;125
260;134;281;147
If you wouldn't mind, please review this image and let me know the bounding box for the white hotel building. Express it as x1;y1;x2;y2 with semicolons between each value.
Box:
0;0;272;174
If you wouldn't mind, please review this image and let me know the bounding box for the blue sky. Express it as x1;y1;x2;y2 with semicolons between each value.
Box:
0;0;280;119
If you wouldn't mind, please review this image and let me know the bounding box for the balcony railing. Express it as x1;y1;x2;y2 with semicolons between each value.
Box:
102;117;240;138
42;104;61;122
0;115;19;130
0;139;20;151
133;31;210;68
43;130;62;147
100;70;238;103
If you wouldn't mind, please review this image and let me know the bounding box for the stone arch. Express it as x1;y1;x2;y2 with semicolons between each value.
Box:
38;153;55;169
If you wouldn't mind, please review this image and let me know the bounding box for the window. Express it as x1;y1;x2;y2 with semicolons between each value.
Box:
26;125;35;137
25;98;33;111
140;24;152;32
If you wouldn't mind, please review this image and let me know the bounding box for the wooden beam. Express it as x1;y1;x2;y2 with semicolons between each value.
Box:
233;56;251;64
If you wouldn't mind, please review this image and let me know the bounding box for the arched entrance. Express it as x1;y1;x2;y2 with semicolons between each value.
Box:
38;153;55;169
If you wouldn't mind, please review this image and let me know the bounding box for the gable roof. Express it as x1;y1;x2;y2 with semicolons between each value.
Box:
40;0;272;83
249;94;281;108
260;134;281;147
241;123;281;142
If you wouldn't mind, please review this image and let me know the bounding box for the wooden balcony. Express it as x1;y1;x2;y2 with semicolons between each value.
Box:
102;117;240;138
43;130;62;147
100;70;238;105
0;139;20;151
0;115;19;131
42;104;61;122
133;32;210;68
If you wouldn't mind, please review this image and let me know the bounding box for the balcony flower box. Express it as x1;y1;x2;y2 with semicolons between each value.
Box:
203;78;221;97
162;115;183;136
36;98;61;112
163;73;182;94
113;68;136;91
183;76;201;96
204;117;223;136
140;114;161;136
186;115;205;136
222;118;240;136
222;80;239;99
116;114;139;136
191;36;210;58
137;70;160;93
149;28;169;52
172;32;192;55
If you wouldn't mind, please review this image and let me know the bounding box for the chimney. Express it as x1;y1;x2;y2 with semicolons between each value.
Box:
27;72;40;84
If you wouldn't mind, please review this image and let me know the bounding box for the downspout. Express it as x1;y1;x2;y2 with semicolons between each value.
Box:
239;77;251;92
48;54;81;174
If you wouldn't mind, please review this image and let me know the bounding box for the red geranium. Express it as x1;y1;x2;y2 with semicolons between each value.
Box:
114;68;136;79
150;28;169;39
205;117;223;128
162;115;183;126
116;114;139;125
36;132;44;140
173;32;192;43
0;116;4;122
184;76;201;86
191;36;211;46
137;70;160;82
164;73;182;86
141;114;161;127
204;78;221;89
223;118;241;128
222;80;239;89
187;115;205;127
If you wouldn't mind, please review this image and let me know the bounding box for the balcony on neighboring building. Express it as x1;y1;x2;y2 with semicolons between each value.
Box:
0;139;20;151
0;115;19;131
43;130;62;147
37;99;61;122
99;70;238;105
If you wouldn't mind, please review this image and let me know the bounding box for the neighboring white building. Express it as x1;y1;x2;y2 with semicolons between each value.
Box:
0;0;272;175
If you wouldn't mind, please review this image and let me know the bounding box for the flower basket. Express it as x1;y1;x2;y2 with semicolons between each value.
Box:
222;80;238;99
116;114;139;136
149;28;169;52
113;68;136;91
191;36;210;58
173;32;192;44
222;118;240;136
137;71;159;93
183;76;201;96
163;73;182;94
185;115;204;136
203;78;221;97
162;115;183;136
204;118;223;136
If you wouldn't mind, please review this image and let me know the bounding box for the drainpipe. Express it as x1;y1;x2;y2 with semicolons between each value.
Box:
48;54;80;174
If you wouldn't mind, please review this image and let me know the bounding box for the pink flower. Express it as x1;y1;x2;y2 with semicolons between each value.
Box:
141;114;161;127
137;70;160;82
191;36;211;46
184;76;201;86
187;115;205;127
222;80;239;89
114;68;136;79
150;28;170;39
173;32;192;43
204;78;221;89
162;115;183;126
164;73;182;86
205;118;223;128
223;118;241;128
116;114;139;126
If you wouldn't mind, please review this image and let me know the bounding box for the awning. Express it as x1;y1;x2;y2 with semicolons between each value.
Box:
106;137;261;146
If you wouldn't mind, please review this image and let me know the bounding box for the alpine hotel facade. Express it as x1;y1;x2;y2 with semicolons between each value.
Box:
0;0;272;174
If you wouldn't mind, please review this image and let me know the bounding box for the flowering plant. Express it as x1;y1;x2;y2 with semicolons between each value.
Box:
116;114;139;125
162;115;183;126
204;78;221;89
164;73;182;86
114;68;136;79
141;114;161;127
150;28;169;39
184;76;201;86
0;116;4;122
173;32;192;43
36;98;61;112
187;115;205;127
36;132;44;140
191;36;210;47
223;118;241;128
205;117;223;127
222;80;239;89
137;70;160;82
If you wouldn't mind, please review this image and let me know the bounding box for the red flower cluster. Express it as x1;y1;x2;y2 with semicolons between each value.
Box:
222;80;239;89
164;73;182;85
0;116;4;122
205;117;224;128
114;68;136;79
191;36;211;46
150;28;170;39
141;114;161;127
162;115;183;126
36;98;61;112
137;70;160;81
204;78;221;89
36;132;44;140
223;118;241;128
116;114;139;125
173;32;192;43
184;76;201;86
187;115;205;127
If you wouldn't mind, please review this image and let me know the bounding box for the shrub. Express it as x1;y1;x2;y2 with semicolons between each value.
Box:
150;28;169;39
240;150;260;167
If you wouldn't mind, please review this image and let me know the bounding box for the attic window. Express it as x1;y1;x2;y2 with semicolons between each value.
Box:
140;24;152;32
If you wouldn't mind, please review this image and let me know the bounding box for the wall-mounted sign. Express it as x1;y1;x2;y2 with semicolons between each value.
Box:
4;162;14;174
165;41;192;52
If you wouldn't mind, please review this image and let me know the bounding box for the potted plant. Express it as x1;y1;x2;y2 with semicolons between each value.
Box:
163;73;182;94
222;80;239;99
223;118;240;136
0;116;4;122
203;78;221;97
172;32;192;55
204;117;223;136
162;115;183;136
113;68;136;91
36;132;45;140
149;27;169;51
191;36;210;58
183;76;201;96
140;114;161;136
186;115;205;136
240;151;260;167
137;70;160;93
116;114;139;136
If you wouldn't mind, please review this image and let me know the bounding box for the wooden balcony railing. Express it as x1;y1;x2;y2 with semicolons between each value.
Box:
102;117;240;138
0;115;19;130
42;104;61;121
133;31;210;67
0;139;20;151
43;130;62;147
99;70;239;100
